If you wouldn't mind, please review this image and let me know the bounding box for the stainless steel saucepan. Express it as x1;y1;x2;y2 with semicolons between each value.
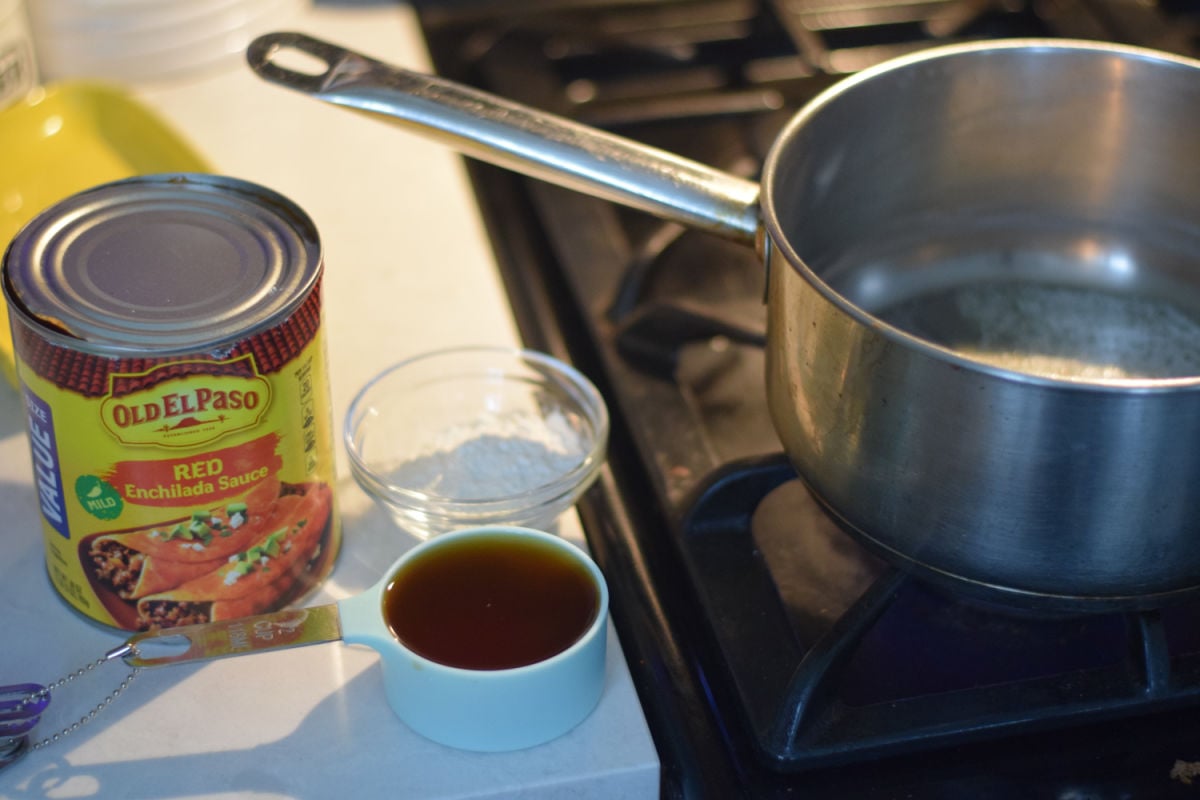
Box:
247;32;1200;612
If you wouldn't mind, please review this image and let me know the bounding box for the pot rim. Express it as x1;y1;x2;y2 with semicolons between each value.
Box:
759;37;1200;393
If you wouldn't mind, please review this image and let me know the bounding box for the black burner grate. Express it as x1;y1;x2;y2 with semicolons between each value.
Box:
679;456;1200;769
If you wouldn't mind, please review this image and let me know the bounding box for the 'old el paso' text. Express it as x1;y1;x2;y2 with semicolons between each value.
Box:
108;387;263;427
100;361;272;449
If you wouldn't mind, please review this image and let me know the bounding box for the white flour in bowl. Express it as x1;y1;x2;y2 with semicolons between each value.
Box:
385;409;588;500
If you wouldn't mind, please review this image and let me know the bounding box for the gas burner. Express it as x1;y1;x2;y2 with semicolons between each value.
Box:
680;456;1200;769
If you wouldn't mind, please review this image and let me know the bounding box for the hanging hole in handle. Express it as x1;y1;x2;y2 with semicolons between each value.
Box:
246;32;340;93
125;633;195;667
268;44;333;79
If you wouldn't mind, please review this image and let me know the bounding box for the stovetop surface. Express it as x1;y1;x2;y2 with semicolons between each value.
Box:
415;1;1200;795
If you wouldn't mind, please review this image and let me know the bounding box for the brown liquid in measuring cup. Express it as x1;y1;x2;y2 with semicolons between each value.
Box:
383;534;600;670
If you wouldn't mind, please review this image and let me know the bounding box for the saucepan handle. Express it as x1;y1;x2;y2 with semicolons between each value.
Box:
246;31;762;245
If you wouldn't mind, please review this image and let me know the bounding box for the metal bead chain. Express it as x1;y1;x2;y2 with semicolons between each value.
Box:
26;653;141;752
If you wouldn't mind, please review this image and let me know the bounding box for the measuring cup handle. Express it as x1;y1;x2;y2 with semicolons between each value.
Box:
337;590;393;651
122;605;344;667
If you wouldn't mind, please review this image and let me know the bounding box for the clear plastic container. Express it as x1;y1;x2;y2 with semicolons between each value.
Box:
0;0;36;110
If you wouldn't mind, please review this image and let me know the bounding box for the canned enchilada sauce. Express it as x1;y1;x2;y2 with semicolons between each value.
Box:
2;174;340;631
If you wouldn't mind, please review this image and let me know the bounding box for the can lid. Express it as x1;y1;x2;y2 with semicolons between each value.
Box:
2;173;321;354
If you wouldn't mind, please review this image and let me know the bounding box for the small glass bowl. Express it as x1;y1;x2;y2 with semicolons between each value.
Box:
345;346;609;539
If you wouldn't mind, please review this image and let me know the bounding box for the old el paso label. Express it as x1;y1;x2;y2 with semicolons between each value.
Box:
100;357;272;448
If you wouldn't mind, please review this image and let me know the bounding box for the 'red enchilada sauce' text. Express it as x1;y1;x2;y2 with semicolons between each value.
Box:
2;174;340;631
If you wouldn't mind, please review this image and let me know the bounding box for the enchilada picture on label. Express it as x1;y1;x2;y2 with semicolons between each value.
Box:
2;173;340;631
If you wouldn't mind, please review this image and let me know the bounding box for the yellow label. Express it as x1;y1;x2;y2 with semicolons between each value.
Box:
17;328;340;631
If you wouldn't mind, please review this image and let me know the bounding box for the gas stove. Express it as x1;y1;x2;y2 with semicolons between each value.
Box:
415;1;1200;795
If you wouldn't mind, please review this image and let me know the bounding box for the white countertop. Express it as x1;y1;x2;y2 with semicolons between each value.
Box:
0;3;660;797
